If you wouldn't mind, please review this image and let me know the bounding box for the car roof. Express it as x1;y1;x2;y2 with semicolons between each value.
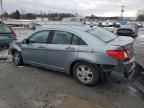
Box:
37;25;95;32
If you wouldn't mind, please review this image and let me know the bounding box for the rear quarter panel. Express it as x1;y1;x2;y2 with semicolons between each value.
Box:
77;44;119;65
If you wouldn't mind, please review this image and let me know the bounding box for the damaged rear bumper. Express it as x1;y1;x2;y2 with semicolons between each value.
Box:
100;57;136;77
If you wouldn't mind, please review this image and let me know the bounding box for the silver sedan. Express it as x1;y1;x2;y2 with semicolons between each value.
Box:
9;25;135;86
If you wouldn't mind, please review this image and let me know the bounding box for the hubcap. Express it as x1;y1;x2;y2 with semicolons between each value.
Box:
14;53;20;64
76;65;93;83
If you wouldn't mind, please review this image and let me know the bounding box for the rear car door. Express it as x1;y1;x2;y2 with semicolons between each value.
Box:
46;30;79;71
22;30;50;66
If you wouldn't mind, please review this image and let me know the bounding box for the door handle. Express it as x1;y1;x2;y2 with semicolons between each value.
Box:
65;47;75;50
38;46;45;48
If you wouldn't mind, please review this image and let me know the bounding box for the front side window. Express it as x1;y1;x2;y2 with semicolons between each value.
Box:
52;31;72;44
29;31;49;43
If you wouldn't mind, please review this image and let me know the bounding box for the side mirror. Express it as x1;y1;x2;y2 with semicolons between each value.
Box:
22;39;29;44
26;39;29;44
137;24;143;28
140;25;143;28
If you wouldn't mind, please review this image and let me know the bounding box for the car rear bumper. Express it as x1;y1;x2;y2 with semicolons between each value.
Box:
117;32;137;38
100;57;136;77
0;40;14;47
0;43;10;47
117;32;133;36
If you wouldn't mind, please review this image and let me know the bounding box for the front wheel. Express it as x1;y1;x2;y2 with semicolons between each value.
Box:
13;52;23;66
73;62;99;86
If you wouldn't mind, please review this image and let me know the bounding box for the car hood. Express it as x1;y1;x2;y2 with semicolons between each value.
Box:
108;36;134;46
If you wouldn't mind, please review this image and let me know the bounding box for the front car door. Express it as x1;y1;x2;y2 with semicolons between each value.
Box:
22;30;50;66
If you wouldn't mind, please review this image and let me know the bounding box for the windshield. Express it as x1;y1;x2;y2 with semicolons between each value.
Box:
0;26;12;34
86;27;117;42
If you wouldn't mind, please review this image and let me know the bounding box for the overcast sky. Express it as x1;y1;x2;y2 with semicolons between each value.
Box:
2;0;144;17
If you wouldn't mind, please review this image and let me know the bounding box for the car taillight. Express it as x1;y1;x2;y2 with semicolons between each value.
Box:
12;31;17;39
107;50;129;60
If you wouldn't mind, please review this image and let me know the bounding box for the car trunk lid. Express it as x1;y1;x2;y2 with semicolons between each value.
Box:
108;36;134;57
108;36;134;46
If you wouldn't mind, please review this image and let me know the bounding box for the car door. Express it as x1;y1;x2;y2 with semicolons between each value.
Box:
46;30;79;71
22;30;50;66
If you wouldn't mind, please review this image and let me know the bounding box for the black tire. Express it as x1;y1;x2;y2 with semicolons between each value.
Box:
73;62;99;86
13;51;23;66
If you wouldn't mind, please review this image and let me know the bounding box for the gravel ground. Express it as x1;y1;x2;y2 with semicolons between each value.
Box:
0;28;144;108
0;63;144;108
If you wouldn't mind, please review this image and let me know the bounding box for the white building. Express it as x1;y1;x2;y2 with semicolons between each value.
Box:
62;17;85;22
36;17;49;21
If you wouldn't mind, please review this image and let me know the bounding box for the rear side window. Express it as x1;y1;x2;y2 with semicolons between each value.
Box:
0;26;12;34
52;31;72;44
72;35;87;45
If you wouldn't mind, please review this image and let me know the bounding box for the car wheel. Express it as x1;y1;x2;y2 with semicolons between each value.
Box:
73;62;99;86
13;51;23;66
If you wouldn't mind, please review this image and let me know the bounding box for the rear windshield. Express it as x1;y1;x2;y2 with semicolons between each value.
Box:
0;26;12;34
122;23;135;28
86;27;117;42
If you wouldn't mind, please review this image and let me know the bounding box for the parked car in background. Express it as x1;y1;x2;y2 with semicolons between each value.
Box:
83;21;91;25
9;25;135;86
116;23;139;38
0;25;16;48
119;21;129;25
29;23;42;30
99;22;113;27
113;22;120;28
136;23;143;28
92;22;99;26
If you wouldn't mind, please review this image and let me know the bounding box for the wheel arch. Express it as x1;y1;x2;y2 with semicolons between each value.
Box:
11;48;21;55
69;59;98;76
69;59;109;83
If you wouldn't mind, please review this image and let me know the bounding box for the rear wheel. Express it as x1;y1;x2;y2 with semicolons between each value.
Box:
13;51;23;66
73;62;99;86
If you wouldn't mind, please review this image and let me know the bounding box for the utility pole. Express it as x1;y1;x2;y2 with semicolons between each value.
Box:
121;6;125;21
0;0;4;23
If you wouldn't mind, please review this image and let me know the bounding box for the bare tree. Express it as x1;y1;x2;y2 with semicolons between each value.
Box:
20;8;26;19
